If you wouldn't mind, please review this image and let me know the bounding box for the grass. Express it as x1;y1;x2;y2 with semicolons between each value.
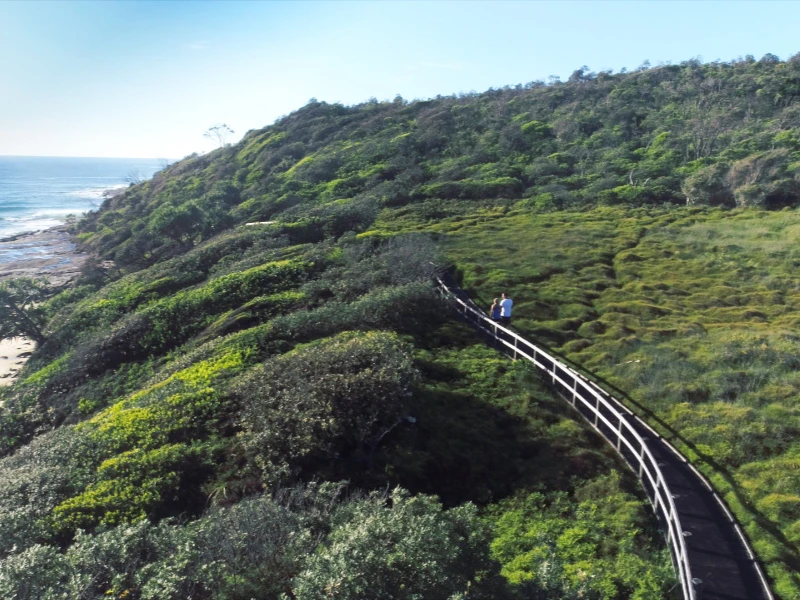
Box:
367;204;800;598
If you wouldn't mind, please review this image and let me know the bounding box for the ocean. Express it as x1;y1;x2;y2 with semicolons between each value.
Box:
0;156;164;238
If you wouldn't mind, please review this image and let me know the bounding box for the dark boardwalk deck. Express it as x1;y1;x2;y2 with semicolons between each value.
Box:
628;415;767;600
437;276;773;600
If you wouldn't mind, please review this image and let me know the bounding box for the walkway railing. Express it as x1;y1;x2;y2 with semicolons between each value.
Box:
436;276;697;600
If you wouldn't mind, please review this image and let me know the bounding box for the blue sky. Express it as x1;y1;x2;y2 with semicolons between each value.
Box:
2;0;799;158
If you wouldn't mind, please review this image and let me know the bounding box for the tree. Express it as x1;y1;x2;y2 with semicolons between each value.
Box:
147;202;205;248
0;278;50;345
237;331;417;482
125;169;145;185
290;488;509;600
204;123;235;148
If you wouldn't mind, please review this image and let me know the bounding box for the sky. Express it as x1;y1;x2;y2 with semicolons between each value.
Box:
1;0;799;159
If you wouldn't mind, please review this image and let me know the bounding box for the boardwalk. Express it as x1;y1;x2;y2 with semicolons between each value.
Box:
436;276;773;600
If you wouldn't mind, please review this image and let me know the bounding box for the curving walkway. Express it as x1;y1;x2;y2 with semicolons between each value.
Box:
436;275;773;600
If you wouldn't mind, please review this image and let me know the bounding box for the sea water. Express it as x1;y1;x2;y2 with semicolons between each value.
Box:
0;156;164;238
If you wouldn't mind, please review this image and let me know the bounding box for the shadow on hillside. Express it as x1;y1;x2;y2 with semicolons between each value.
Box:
371;338;622;508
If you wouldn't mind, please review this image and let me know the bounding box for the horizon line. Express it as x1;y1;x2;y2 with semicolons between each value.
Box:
0;154;178;160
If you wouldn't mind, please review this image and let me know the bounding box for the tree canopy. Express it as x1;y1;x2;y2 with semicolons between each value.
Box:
0;278;50;345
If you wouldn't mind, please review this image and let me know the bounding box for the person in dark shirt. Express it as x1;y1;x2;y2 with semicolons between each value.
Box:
490;298;501;321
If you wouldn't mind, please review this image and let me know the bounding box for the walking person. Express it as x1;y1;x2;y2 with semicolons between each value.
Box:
490;298;501;321
499;292;513;326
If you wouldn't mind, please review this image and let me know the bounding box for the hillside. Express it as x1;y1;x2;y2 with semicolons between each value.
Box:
77;53;800;271
2;54;800;599
0;231;673;599
378;204;800;597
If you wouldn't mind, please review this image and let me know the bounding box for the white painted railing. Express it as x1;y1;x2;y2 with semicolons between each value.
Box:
436;276;697;600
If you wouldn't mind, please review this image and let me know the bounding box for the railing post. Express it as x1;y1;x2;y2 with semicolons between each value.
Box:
638;442;646;478
692;577;703;600
513;336;518;360
594;394;600;426
572;377;578;406
616;417;624;450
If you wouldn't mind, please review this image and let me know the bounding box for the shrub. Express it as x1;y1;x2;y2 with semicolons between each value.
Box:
726;149;800;208
270;282;441;341
0;544;68;600
49;350;247;534
420;177;524;200
489;475;674;600
50;443;203;532
236;331;417;482
308;233;442;302
291;487;508;600
148;201;205;248
136;259;309;352
0;427;98;557
518;192;563;212
1;484;508;600
27;261;309;404
681;163;733;206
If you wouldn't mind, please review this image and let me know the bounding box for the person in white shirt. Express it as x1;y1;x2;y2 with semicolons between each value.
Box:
499;293;513;325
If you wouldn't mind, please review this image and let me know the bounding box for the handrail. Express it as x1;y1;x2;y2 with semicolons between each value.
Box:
580;369;774;600
435;276;696;600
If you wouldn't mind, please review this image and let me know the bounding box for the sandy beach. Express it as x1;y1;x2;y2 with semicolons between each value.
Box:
0;227;87;385
0;338;36;385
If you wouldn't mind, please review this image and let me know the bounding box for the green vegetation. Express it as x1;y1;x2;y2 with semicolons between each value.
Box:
0;225;671;599
75;54;800;270
6;53;800;598
236;331;417;484
0;277;51;344
372;205;800;597
490;473;672;599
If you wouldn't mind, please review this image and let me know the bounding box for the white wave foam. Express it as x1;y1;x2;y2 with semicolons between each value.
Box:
66;184;126;199
0;217;65;236
4;208;87;222
0;208;94;237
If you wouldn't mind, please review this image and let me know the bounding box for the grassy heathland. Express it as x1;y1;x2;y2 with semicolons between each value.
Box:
370;203;800;597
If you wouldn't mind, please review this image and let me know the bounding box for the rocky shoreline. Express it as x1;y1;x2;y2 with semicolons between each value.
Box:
0;226;88;287
0;226;88;385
